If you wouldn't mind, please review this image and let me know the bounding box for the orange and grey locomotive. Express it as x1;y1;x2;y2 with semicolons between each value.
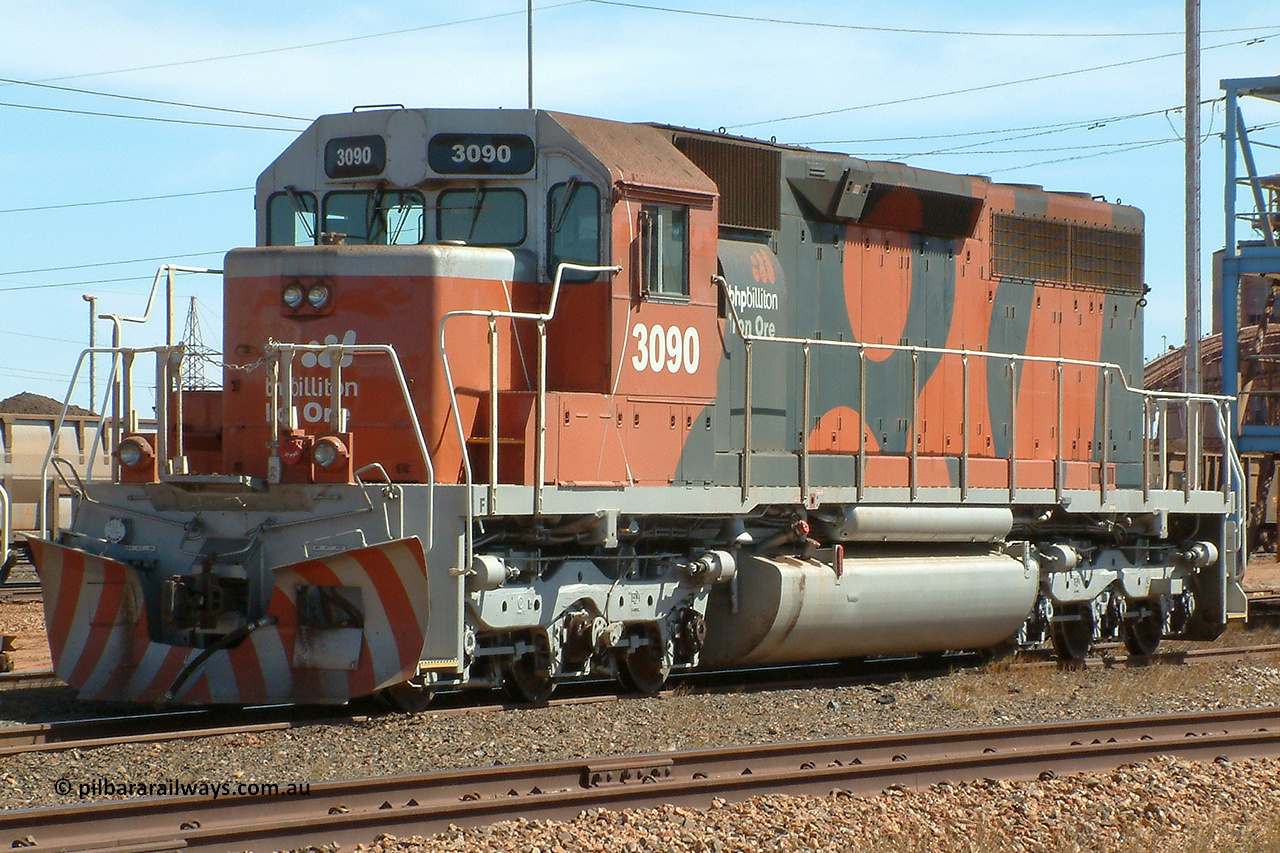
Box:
31;108;1246;707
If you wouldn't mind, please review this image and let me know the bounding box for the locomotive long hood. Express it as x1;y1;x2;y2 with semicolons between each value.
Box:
29;537;430;705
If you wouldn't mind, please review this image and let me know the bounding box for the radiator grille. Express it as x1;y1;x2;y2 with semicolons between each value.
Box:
991;213;1143;292
673;135;780;232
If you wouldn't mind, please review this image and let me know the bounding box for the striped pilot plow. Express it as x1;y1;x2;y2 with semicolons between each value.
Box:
28;537;430;705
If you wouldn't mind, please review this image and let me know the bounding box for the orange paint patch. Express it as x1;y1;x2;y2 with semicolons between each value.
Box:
863;455;909;488
845;228;911;362
809;406;880;454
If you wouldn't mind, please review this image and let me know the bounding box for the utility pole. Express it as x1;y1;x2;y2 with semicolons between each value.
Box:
82;294;97;413
1184;0;1201;393
527;0;534;109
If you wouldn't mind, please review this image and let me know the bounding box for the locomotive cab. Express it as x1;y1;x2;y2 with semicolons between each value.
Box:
223;109;722;491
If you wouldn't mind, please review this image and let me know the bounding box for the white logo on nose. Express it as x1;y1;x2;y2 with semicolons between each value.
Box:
301;330;356;368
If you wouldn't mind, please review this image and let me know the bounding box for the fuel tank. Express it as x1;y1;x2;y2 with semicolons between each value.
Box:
700;548;1036;666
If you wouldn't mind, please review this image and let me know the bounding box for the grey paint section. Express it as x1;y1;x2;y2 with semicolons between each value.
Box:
1098;291;1146;478
986;279;1035;460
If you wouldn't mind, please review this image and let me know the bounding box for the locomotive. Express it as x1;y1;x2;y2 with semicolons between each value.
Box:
31;107;1247;709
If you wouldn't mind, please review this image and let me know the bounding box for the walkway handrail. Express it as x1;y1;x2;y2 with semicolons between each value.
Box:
39;344;180;537
265;342;435;550
715;276;1240;508
96;266;221;478
439;262;622;568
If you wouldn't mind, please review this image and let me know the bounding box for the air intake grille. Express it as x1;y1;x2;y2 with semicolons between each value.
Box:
673;135;780;232
991;213;1143;292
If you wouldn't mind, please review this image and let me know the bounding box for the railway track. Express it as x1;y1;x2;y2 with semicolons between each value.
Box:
4;640;1280;764
1246;589;1280;618
4;705;1280;853
0;669;60;690
0;706;372;757
1018;641;1280;670
0;581;41;604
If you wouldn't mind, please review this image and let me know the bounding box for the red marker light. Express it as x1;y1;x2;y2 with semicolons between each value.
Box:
280;438;306;465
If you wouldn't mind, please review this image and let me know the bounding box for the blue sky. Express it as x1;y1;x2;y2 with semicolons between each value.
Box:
1;1;1277;408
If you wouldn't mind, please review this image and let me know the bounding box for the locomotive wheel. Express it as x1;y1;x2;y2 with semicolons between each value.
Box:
1123;604;1163;657
503;653;555;704
1050;603;1094;662
1180;577;1227;642
616;638;671;695
377;674;437;713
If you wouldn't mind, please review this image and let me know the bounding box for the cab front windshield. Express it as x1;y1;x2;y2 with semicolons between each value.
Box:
438;187;526;246
322;191;424;245
268;187;530;248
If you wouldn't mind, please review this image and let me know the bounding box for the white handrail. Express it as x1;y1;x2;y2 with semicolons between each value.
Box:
714;276;1240;506
97;266;221;476
265;342;435;549
39;344;180;537
439;262;622;567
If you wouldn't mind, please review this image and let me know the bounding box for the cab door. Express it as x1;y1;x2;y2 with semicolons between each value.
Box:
617;192;720;485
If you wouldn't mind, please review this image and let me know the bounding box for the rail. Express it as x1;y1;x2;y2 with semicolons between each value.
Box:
715;277;1245;517
7;706;1280;852
438;262;621;566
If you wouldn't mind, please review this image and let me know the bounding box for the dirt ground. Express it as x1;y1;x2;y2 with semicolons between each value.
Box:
1;600;50;672
1244;553;1280;596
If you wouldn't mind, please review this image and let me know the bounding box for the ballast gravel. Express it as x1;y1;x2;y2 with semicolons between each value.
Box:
333;755;1280;853
6;647;1280;850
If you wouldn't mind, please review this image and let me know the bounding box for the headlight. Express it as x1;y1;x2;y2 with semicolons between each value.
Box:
281;282;305;309
118;436;152;468
306;283;332;309
312;436;348;468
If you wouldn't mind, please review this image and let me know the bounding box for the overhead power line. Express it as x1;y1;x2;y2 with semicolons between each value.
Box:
985;139;1175;174
0;100;297;132
730;30;1278;129
0;252;224;279
0;364;76;380
0;327;84;345
588;1;1280;38
0;5;587;130
0;277;192;295
25;2;588;84
801;100;1223;147
871;138;1178;158
0;77;308;122
0;187;251;215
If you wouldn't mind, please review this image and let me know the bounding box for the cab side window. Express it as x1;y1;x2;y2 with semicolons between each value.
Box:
267;191;317;246
547;180;600;282
640;204;688;298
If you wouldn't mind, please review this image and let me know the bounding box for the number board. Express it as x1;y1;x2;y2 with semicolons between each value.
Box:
428;133;535;175
324;135;387;179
